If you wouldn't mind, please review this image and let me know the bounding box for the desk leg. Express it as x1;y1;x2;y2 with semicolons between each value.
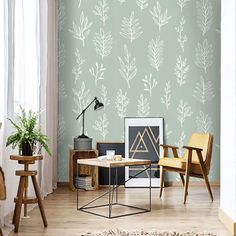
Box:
149;164;152;211
77;188;79;210
115;167;118;203
108;167;111;218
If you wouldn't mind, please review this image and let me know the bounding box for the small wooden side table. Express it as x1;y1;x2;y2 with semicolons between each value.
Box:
69;149;99;191
10;155;47;233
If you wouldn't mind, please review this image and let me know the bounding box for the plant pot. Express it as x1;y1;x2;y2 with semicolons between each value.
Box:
22;141;33;156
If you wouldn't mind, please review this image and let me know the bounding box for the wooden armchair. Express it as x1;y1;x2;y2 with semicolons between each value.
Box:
158;133;214;204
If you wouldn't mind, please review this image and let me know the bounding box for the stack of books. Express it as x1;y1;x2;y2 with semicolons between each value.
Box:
75;175;94;190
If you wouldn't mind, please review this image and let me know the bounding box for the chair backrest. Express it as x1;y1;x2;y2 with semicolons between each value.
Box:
0;167;6;200
184;133;213;174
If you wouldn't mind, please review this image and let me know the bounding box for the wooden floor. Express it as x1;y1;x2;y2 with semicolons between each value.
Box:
9;186;230;236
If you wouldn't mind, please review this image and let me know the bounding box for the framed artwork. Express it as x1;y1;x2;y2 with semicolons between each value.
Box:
125;117;164;187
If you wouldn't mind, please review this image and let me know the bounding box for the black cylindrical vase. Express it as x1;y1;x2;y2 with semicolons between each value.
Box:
22;141;33;156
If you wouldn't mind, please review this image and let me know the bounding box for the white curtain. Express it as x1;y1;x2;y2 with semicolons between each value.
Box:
0;0;58;232
39;0;58;196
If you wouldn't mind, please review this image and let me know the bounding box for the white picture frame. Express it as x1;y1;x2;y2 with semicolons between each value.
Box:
125;117;164;187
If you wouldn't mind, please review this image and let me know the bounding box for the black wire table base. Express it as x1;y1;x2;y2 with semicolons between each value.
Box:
76;163;152;219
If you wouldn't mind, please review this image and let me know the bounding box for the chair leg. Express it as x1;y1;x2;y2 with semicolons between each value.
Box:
159;166;164;198
179;174;185;186
183;172;190;204
196;150;214;202
202;171;213;201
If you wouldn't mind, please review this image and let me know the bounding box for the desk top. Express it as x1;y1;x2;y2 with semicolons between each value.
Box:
77;158;151;168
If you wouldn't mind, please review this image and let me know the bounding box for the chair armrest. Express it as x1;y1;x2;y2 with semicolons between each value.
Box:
160;144;179;157
182;145;203;152
160;144;179;149
183;146;207;177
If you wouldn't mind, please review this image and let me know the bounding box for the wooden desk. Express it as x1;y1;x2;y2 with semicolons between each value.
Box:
77;158;152;219
77;158;151;168
69;149;99;191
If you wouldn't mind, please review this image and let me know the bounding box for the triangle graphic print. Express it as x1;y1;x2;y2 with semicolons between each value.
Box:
130;131;148;153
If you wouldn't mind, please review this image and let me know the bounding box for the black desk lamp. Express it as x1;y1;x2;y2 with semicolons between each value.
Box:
76;97;104;139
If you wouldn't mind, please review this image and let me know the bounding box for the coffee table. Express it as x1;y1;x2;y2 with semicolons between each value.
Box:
76;158;152;219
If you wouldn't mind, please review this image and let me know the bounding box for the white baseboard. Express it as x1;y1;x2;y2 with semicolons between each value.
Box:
165;181;220;187
219;208;236;235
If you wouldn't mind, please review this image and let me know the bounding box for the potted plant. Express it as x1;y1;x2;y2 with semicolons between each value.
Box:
6;107;51;156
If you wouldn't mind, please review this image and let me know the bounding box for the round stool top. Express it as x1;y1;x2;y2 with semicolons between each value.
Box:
10;155;43;161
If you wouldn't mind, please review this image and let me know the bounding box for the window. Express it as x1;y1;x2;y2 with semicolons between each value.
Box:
13;0;40;114
0;1;4;118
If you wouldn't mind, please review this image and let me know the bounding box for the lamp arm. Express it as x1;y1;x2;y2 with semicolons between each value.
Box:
76;97;97;120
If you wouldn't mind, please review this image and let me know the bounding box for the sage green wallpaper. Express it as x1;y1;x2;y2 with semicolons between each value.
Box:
58;0;221;182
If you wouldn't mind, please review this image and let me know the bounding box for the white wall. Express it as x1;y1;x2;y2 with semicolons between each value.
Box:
220;0;236;222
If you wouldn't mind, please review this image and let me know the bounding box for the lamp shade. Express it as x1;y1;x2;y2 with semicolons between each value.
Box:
94;98;104;110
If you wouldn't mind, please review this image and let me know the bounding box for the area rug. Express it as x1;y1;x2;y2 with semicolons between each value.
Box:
83;229;216;236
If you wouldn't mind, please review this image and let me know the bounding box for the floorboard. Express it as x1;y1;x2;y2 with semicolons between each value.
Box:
9;186;230;236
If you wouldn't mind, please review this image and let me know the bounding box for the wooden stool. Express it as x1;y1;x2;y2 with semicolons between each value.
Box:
10;155;47;233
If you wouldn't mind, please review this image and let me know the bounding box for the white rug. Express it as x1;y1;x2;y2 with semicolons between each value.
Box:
83;229;216;236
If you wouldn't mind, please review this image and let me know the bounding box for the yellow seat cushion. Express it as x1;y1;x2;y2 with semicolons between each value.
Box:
158;157;202;174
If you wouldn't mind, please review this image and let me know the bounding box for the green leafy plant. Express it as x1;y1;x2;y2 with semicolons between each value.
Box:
6;107;51;156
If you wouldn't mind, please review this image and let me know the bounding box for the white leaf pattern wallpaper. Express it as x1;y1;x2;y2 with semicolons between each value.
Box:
58;0;220;182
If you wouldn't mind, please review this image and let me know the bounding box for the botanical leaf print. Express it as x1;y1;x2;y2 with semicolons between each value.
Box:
177;0;191;12
137;94;150;117
93;0;109;26
175;16;187;52
193;75;214;104
148;36;164;72
58;114;66;145
72;82;91;115
59;80;67;102
174;55;189;86
136;0;149;12
72;48;85;83
93;113;109;141
195;39;213;73
93;28;113;59
175;131;186;156
120;11;143;43
196;111;213;133
161;80;171;110
196;0;213;36
100;85;111;110
150;1;172;32
115;89;129;119
165;123;172;140
58;40;66;68
118;44;137;88
142;73;157;97
177;100;193;127
89;62;106;85
69;12;93;47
